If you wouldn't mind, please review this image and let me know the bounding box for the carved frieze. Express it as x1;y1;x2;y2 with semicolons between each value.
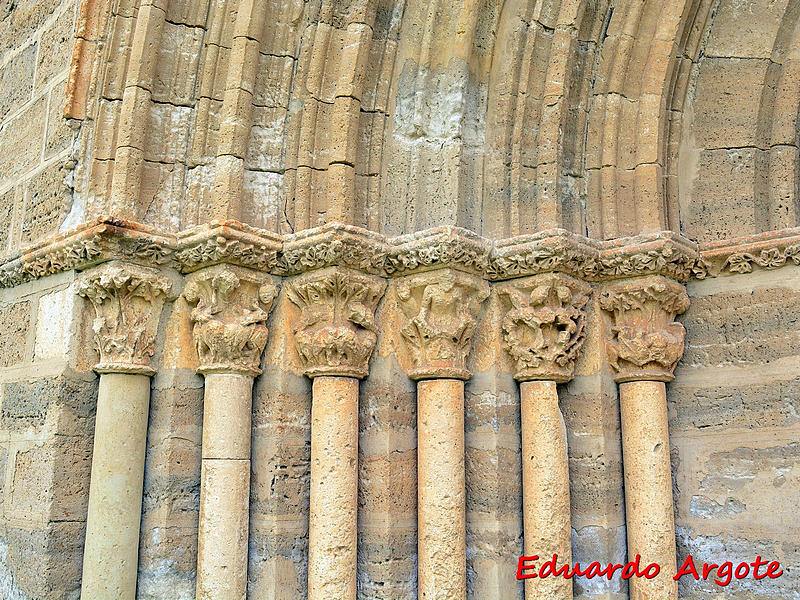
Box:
694;227;800;278
397;269;490;381
497;273;591;383
287;266;385;379
385;227;491;277
184;265;278;376
175;221;281;274
10;217;800;292
599;276;690;383
77;261;172;375
276;224;387;276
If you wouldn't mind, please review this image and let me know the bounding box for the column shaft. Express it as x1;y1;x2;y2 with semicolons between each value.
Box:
417;378;466;600
81;373;151;600
520;380;572;600
619;381;677;600
308;376;360;599
196;373;254;600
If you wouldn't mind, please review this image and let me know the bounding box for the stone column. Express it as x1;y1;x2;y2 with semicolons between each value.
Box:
77;262;172;600
184;265;278;600
397;269;489;600
286;266;385;600
599;276;690;600
498;273;590;600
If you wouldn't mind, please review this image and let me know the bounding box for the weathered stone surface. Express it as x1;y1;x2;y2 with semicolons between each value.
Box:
0;1;798;598
287;267;384;379
397;269;489;381
600;276;690;383
77;261;172;374
22;163;73;244
0;300;31;366
0;42;36;120
184;264;278;376
35;5;74;88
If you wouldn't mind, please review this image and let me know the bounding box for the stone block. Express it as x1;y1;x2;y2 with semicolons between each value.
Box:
680;284;800;367
241;169;281;230
0;300;31;366
0;0;60;56
0;42;36;120
22;161;72;244
10;445;52;518
34;285;75;360
151;21;204;105
0;185;17;252
45;82;74;158
683;148;758;242
35;6;74;89
2;521;85;599
245;106;286;172
704;0;790;59
1;375;96;431
0;90;45;190
692;57;770;150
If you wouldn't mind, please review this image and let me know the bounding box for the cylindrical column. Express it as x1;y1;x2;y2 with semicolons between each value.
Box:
396;269;489;600
285;266;386;600
81;374;151;599
183;265;279;600
520;380;572;600
599;276;689;600
417;378;466;600
497;273;590;600
77;262;171;600
620;381;676;600
196;373;254;600
308;376;360;598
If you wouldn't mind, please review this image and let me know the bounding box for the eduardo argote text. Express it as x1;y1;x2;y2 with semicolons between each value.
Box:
517;553;784;587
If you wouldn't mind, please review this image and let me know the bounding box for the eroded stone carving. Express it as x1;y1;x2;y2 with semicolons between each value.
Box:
177;236;278;273
497;273;591;382
184;265;278;376
385;231;491;277
599;276;690;382
397;269;490;380
287;266;385;379
77;261;172;375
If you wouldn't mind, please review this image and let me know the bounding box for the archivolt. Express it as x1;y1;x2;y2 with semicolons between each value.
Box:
64;0;800;241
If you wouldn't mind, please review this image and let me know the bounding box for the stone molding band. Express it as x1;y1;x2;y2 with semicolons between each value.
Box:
7;217;800;291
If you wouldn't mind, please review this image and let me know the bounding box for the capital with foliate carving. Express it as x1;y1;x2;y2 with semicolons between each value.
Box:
497;273;591;383
397;269;490;381
599;275;690;383
287;266;386;379
184;264;278;377
77;261;173;375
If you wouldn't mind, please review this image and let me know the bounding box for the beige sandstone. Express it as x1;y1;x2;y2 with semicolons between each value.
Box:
308;376;359;599
185;265;277;600
619;381;678;600
287;267;385;600
416;377;467;600
498;273;590;600
519;381;573;600
80;373;150;600
601;276;690;600
1;1;800;599
77;262;171;600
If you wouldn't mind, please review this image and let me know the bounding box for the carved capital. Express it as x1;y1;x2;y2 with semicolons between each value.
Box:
397;269;490;380
497;273;591;383
599;276;690;383
77;261;172;375
287;267;386;379
184;265;278;377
